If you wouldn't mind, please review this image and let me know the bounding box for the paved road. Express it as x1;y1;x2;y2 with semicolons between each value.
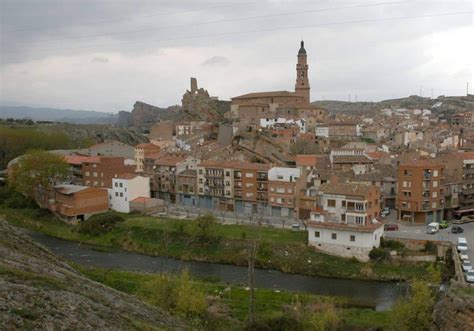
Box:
382;209;474;260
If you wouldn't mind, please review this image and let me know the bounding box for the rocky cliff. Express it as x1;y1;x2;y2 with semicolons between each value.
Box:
0;220;187;330
432;282;474;331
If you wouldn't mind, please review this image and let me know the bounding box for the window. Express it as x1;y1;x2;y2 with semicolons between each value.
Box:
403;191;411;197
433;170;438;177
433;181;438;188
93;172;98;177
119;183;123;188
432;202;437;208
276;187;285;193
115;192;119;197
199;188;203;193
342;200;346;207
331;233;337;240
277;175;284;180
199;179;203;184
245;183;253;188
404;169;412;176
120;192;123;197
114;182;118;187
355;216;364;224
199;169;203;174
402;181;407;188
226;171;230;176
432;191;438;198
287;188;292;193
315;231;320;238
328;199;336;207
350;235;355;242
245;193;254;198
341;214;346;221
85;171;90;176
245;172;254;178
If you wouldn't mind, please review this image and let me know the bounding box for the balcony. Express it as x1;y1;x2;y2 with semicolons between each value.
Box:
257;184;268;191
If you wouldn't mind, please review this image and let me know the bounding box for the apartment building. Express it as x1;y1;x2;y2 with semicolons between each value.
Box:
197;161;271;213
176;169;198;206
460;152;474;210
152;155;199;202
108;174;150;213
307;183;383;261
82;156;136;189
268;167;301;217
396;160;445;223
134;143;160;173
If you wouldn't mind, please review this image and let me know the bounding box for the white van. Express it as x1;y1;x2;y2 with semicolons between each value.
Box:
457;237;468;252
426;222;439;234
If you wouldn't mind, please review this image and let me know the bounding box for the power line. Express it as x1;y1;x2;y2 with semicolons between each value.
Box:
11;1;408;45
4;10;471;55
2;2;257;33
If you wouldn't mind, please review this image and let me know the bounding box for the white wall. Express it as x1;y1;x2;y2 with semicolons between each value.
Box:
268;167;300;182
109;176;150;213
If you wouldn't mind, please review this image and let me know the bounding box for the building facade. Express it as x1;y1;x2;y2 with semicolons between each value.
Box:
396;160;445;223
108;175;150;213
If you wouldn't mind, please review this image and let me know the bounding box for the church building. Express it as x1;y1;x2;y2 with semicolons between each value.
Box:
228;41;326;129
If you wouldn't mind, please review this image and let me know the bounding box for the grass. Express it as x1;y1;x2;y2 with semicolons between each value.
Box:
1;206;434;281
78;265;391;329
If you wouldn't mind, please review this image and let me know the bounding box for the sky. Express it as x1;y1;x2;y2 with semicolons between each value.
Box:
0;0;473;112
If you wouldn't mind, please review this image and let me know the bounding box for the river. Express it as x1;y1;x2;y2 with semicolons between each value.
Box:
27;231;406;311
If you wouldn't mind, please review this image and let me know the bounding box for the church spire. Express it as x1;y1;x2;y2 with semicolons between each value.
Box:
295;40;310;103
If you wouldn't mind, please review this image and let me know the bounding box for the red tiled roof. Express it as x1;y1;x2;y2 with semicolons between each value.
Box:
131;196;152;203
307;220;383;232
198;160;272;171
366;151;388;160
116;173;138;180
154;156;187;166
63;155;100;165
295;154;325;167
232;90;296;100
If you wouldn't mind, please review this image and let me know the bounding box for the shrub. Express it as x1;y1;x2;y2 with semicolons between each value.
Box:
193;214;217;243
3;191;36;209
369;247;391;262
380;237;405;252
77;212;125;236
423;241;437;254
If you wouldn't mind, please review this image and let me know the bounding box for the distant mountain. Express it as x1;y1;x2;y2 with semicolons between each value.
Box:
0;105;116;124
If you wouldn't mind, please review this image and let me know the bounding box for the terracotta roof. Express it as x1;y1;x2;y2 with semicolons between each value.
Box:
177;169;197;177
131;196;153;203
400;158;443;167
154;156;187;166
198;160;271;171
116;173;139;180
65;155;101;164
366;151;388;160
307;220;383;232
318;183;375;197
332;155;373;164
295;154;325;167
232;90;297;100
54;184;90;195
135;143;160;149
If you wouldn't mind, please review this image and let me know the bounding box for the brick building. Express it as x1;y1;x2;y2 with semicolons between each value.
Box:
82;156;135;189
134;143;160;173
396;160;445;223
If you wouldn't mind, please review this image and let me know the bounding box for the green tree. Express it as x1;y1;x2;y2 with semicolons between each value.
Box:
175;270;207;318
8;151;69;198
193;214;217;243
389;279;435;331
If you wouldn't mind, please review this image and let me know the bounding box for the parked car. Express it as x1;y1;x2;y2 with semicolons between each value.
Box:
291;223;300;230
426;222;439;234
384;223;399;231
460;252;469;261
438;220;449;229
452;226;464;234
381;207;390;217
462;260;472;272
457;237;468;252
466;270;474;283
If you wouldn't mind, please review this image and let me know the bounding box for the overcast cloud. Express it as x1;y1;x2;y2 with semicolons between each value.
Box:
0;0;472;112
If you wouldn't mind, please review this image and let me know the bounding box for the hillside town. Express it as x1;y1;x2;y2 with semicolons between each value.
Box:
5;41;474;263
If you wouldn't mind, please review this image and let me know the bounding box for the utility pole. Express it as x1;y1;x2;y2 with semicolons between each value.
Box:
247;236;259;329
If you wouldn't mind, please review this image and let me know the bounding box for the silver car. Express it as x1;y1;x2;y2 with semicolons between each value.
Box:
462;260;472;272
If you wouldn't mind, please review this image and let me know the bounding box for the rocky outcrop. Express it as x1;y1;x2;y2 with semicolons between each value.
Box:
181;77;230;122
432;282;474;331
0;220;187;330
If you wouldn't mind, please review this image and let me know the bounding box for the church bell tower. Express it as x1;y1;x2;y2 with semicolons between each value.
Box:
295;40;310;103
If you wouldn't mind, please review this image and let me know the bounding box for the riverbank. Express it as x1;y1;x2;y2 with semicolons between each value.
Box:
1;206;434;281
77;265;392;329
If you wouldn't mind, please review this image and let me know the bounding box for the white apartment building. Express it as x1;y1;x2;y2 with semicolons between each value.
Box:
108;175;150;213
260;117;307;133
307;183;383;261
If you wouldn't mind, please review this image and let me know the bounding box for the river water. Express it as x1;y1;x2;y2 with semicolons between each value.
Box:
27;231;406;311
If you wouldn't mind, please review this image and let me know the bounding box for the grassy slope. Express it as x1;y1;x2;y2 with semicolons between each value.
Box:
2;207;433;282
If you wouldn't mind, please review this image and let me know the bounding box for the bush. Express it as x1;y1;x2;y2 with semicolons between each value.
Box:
423;241;437;254
380;237;405;252
193;214;218;243
77;212;125;236
3;190;37;209
369;247;391;262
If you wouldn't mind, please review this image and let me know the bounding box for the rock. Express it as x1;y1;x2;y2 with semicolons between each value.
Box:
0;220;187;330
